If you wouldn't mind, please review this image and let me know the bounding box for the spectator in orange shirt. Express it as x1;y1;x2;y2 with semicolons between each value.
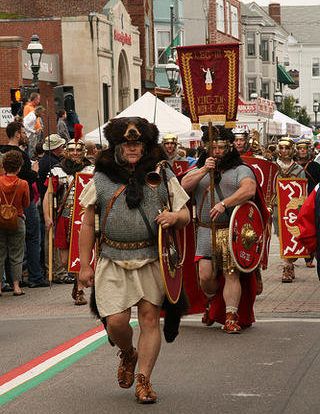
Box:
0;151;30;296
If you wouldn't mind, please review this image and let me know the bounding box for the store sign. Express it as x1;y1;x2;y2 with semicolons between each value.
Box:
288;69;299;90
114;29;132;45
256;97;275;118
22;51;60;83
0;107;14;127
164;96;182;112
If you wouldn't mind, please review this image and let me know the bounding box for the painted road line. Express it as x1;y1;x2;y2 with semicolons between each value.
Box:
0;321;138;406
180;316;320;323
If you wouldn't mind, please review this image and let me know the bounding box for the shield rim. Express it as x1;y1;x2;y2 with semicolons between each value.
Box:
158;225;183;304
228;201;265;273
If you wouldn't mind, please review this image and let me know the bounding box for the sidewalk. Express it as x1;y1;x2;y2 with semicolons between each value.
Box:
0;235;319;321
255;234;320;317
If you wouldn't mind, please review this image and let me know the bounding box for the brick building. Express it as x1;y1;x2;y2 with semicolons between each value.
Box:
0;1;144;143
122;0;155;93
0;19;62;144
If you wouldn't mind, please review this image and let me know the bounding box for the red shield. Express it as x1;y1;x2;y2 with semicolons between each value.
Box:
172;160;190;177
229;201;265;273
277;177;308;259
68;173;95;273
158;226;184;304
242;156;278;206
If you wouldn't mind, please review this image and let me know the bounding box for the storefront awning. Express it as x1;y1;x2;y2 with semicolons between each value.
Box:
277;64;295;85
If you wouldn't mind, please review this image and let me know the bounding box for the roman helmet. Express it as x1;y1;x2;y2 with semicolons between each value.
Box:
162;133;178;145
277;137;295;160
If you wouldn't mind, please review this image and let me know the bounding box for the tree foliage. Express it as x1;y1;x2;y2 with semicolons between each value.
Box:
280;95;296;119
297;107;311;127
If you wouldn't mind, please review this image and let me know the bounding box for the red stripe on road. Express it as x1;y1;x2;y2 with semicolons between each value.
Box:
0;324;104;386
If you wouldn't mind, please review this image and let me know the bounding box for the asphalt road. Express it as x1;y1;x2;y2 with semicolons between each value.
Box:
1;235;320;413
1;316;320;414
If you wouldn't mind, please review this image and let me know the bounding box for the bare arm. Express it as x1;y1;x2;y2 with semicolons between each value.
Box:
210;177;256;220
181;157;215;193
156;205;190;230
79;205;96;287
42;189;52;229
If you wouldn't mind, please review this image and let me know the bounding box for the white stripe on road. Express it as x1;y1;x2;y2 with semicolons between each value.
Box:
177;317;320;323
0;330;106;395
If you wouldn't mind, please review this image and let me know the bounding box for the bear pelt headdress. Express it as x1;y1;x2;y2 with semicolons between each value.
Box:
95;117;168;209
196;124;243;182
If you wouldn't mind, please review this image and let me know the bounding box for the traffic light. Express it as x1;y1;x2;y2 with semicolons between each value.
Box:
10;87;23;116
54;85;75;113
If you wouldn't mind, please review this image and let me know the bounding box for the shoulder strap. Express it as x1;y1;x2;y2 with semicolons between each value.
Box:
57;178;75;216
0;183;18;206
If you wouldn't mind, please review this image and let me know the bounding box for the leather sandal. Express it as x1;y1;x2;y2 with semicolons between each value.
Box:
74;290;87;306
201;298;215;326
117;347;138;389
135;373;157;404
222;312;241;334
282;264;294;283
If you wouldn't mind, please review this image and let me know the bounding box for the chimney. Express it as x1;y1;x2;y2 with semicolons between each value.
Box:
269;2;281;25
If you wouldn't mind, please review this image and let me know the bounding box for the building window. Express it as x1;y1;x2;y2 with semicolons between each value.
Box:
261;39;269;62
262;81;270;99
145;24;150;67
156;30;170;65
312;58;320;77
134;89;139;101
216;0;225;32
230;5;239;38
248;78;257;99
226;2;230;35
247;32;256;57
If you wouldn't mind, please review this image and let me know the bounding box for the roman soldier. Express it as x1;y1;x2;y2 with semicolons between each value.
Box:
43;135;94;305
181;125;269;333
273;137;306;282
78;116;190;404
162;133;187;165
295;138;320;194
233;127;252;156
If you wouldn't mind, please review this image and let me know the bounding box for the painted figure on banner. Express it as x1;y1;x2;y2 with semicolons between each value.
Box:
181;125;269;333
78;117;190;404
202;67;215;91
273;137;309;282
43;129;94;305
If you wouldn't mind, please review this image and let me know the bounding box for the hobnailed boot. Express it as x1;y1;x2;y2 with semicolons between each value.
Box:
135;373;157;404
222;312;241;334
282;264;294;283
201;297;215;326
117;347;138;389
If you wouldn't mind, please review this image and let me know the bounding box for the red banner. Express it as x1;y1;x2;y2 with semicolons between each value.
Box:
277;177;308;259
176;43;239;125
68;173;94;273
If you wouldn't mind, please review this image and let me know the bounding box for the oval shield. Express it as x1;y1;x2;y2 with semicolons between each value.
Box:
229;201;265;273
158;226;184;304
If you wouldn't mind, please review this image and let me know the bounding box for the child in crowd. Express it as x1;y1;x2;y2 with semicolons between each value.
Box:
0;151;30;296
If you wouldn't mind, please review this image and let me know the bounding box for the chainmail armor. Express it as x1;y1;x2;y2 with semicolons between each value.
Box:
95;170;173;261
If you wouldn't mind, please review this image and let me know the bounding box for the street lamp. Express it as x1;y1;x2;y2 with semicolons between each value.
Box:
250;92;258;101
274;89;283;110
313;100;319;127
294;100;301;118
27;34;43;87
166;57;180;95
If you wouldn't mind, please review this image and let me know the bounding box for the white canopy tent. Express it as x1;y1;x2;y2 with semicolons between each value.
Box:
272;110;313;137
85;92;193;145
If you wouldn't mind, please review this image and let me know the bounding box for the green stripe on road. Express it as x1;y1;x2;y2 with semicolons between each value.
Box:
0;321;138;406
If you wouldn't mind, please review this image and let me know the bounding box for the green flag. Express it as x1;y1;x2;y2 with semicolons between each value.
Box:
165;34;180;58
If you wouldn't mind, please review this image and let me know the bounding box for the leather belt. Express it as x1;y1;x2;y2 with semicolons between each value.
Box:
102;235;155;250
198;221;229;229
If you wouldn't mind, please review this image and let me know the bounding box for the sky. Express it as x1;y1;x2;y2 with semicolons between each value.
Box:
241;0;320;5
